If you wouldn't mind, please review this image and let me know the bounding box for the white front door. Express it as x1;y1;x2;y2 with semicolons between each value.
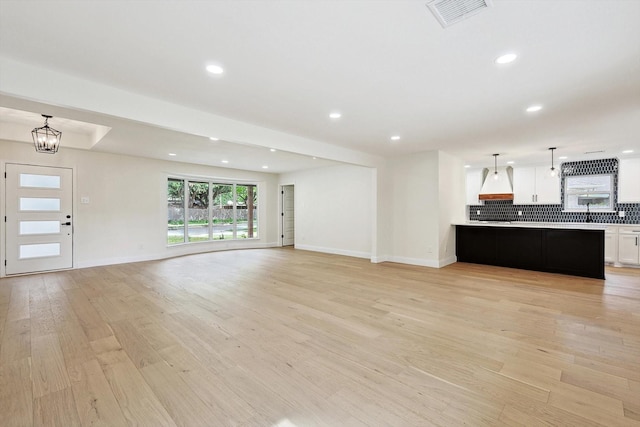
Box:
282;185;294;246
5;164;73;275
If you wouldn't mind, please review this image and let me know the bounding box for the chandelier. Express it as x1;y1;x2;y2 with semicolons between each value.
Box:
32;115;62;154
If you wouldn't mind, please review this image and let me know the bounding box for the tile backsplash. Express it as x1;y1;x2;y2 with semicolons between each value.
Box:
468;158;640;224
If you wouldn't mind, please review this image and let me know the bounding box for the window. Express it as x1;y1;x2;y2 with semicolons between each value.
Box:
564;174;614;212
167;178;259;245
236;184;258;239
212;184;233;240
167;178;185;244
188;181;209;242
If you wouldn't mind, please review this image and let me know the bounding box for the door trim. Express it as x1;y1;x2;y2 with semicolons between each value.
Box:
280;184;295;247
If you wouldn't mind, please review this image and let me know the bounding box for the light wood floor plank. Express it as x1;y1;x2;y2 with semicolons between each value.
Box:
0;357;33;427
0;248;638;426
33;387;81;427
31;334;71;398
0;318;31;363
29;283;56;339
140;361;228;426
64;289;113;342
110;319;163;368
96;350;177;427
6;280;31;322
70;359;128;427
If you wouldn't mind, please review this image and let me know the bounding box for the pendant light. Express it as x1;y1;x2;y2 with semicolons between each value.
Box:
549;147;557;177
32;115;62;154
492;153;500;180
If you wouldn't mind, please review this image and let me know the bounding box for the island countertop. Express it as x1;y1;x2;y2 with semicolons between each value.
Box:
453;221;609;230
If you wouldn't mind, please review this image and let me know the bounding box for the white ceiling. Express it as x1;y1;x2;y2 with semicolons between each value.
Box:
1;0;639;170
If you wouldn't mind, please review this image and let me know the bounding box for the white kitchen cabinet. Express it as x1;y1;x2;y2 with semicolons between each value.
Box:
465;169;483;205
535;168;561;204
513;167;561;205
513;167;536;204
618;227;640;265
618;158;640;203
604;226;618;263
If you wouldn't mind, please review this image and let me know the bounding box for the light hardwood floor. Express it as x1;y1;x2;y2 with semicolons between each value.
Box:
1;248;639;426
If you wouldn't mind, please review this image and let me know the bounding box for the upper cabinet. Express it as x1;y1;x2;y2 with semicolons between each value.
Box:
536;167;562;204
513;167;561;205
513;167;536;204
618;158;640;203
465;169;483;205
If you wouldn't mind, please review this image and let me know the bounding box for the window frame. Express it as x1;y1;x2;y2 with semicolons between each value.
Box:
167;176;260;246
563;173;615;213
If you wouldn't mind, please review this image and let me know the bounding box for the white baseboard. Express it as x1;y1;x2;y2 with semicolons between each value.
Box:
384;256;440;268
294;244;370;259
75;241;280;269
438;256;457;268
76;253;162;269
379;255;458;269
371;255;390;263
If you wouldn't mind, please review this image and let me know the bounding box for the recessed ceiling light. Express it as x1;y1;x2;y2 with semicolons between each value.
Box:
622;150;634;154
168;153;176;156
209;137;219;141
221;160;229;164
507;161;514;164
390;135;401;141
559;156;568;160
464;165;471;168
329;112;342;119
526;105;543;113
495;53;518;64
312;157;317;160
206;64;224;75
262;165;269;169
270;148;277;152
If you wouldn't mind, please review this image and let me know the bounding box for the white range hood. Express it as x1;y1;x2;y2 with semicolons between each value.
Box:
479;166;514;200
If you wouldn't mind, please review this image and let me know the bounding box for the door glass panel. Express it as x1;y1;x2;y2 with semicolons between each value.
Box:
20;173;61;188
20;220;61;235
19;243;61;259
188;181;209;242
20;197;61;211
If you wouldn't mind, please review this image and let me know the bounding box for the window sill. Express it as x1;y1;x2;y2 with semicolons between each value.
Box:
167;237;260;247
562;210;616;213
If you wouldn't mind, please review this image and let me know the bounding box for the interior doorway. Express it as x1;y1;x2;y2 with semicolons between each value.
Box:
281;185;294;246
5;163;74;275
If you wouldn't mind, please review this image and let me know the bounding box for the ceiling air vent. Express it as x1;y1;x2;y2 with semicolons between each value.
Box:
426;0;493;28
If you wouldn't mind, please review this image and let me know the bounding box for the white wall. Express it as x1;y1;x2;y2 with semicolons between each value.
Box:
372;164;392;262
280;164;374;259
385;150;465;268
388;151;440;266
0;140;279;274
438;151;466;266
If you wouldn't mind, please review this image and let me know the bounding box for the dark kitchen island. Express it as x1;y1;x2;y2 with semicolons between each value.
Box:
455;222;605;279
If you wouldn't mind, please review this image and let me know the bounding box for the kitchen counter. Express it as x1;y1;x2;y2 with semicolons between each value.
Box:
454;221;608;230
455;223;605;279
